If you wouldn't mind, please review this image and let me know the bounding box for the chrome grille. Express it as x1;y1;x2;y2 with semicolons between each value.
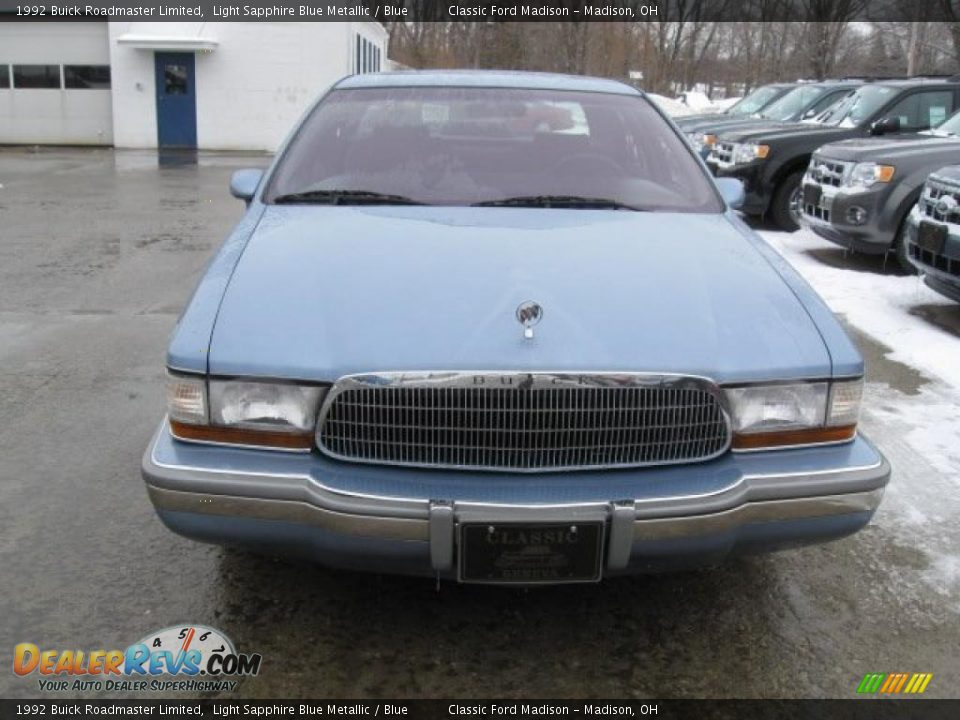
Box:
711;142;735;165
807;157;849;188
316;373;730;472
919;175;960;225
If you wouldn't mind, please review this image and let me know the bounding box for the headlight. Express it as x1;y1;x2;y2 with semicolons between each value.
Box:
166;372;329;451
732;143;770;164
166;374;207;425
687;132;716;151
726;378;862;450
844;162;895;189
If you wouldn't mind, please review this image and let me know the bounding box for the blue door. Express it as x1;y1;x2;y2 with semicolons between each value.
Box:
154;52;197;148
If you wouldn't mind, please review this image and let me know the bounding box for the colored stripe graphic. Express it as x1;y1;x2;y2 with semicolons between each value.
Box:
857;673;885;693
857;673;932;694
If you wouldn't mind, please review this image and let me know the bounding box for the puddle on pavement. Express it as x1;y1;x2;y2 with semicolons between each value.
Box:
841;320;929;396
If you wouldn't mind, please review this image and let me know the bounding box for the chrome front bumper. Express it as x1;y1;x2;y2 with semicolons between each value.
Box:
142;422;890;579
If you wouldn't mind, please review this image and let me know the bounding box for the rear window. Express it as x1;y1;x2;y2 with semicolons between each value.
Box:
267;86;722;213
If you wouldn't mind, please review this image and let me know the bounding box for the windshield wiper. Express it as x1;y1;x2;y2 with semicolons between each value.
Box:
272;189;424;205
472;195;645;211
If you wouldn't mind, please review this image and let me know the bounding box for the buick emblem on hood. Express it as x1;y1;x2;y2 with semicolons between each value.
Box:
516;300;543;339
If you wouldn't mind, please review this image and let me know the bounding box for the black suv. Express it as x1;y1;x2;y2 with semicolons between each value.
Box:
680;81;861;159
708;78;960;230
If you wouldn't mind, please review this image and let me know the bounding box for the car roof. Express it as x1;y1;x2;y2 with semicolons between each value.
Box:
335;70;641;95
873;78;960;88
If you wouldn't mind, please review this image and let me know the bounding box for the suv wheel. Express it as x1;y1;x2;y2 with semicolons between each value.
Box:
893;215;918;275
771;172;803;232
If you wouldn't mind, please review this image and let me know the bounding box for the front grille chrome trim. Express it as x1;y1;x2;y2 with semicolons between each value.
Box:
315;372;732;473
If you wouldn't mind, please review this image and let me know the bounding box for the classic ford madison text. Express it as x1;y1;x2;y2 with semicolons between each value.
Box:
142;71;890;584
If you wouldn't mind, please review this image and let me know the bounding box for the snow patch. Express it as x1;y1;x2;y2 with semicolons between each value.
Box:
758;227;960;388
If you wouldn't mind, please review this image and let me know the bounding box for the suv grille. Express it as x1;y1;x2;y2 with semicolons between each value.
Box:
919;175;960;225
316;373;731;472
712;142;735;165
909;243;960;278
808;157;850;188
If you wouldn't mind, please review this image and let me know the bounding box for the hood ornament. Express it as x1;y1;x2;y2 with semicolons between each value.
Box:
516;300;543;339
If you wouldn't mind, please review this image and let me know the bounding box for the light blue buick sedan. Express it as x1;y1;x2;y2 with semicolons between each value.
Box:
142;71;890;584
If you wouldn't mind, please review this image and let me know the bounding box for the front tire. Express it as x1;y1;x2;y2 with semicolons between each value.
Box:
892;214;918;275
771;172;803;232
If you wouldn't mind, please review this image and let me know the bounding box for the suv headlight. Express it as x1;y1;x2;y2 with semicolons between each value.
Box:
166;373;329;451
732;143;770;164
725;378;862;450
687;132;716;152
844;162;895;190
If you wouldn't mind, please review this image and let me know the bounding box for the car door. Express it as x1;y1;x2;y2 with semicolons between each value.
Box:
876;88;956;135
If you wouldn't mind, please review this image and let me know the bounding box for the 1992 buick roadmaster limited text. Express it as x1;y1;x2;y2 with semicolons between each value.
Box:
142;71;890;584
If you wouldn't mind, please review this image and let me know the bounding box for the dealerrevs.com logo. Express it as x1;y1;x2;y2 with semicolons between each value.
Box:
13;625;261;693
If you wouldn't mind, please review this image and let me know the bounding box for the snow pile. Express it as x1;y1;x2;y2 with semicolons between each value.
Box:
677;90;714;111
647;93;699;117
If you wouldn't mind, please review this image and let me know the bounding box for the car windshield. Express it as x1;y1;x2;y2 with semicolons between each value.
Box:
759;86;828;121
822;85;898;128
726;86;784;116
267;86;722;213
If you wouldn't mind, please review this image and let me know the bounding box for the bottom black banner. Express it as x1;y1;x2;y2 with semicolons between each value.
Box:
2;700;959;720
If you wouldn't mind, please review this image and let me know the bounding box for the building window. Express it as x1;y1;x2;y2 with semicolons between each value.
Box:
0;65;9;89
13;64;61;89
354;35;381;75
64;65;111;89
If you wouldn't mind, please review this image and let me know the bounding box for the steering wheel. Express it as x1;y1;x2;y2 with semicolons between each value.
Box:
551;153;624;176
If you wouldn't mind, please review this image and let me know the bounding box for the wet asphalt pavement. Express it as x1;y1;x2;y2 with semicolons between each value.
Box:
1;148;959;700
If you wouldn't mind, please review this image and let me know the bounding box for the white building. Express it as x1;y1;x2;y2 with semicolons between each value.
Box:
0;21;388;151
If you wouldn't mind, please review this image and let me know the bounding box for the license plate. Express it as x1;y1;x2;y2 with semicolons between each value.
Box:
459;522;604;584
917;221;948;253
803;183;822;207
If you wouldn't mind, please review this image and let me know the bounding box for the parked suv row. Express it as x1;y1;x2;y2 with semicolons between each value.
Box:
679;80;863;159
801;108;960;270
707;77;960;232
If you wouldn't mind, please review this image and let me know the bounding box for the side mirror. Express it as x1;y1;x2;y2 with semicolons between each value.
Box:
716;177;745;210
870;116;901;136
229;169;265;203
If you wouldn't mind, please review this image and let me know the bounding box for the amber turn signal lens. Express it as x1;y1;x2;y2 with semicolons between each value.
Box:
169;420;314;450
703;134;717;146
732;425;856;450
876;165;895;183
755;144;770;159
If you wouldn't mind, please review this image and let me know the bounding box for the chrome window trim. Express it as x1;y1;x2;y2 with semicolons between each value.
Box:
313;371;733;473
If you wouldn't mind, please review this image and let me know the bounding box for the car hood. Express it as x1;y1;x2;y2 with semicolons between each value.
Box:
208;206;832;383
718;124;854;145
685;117;794;135
674;112;733;128
814;134;960;163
